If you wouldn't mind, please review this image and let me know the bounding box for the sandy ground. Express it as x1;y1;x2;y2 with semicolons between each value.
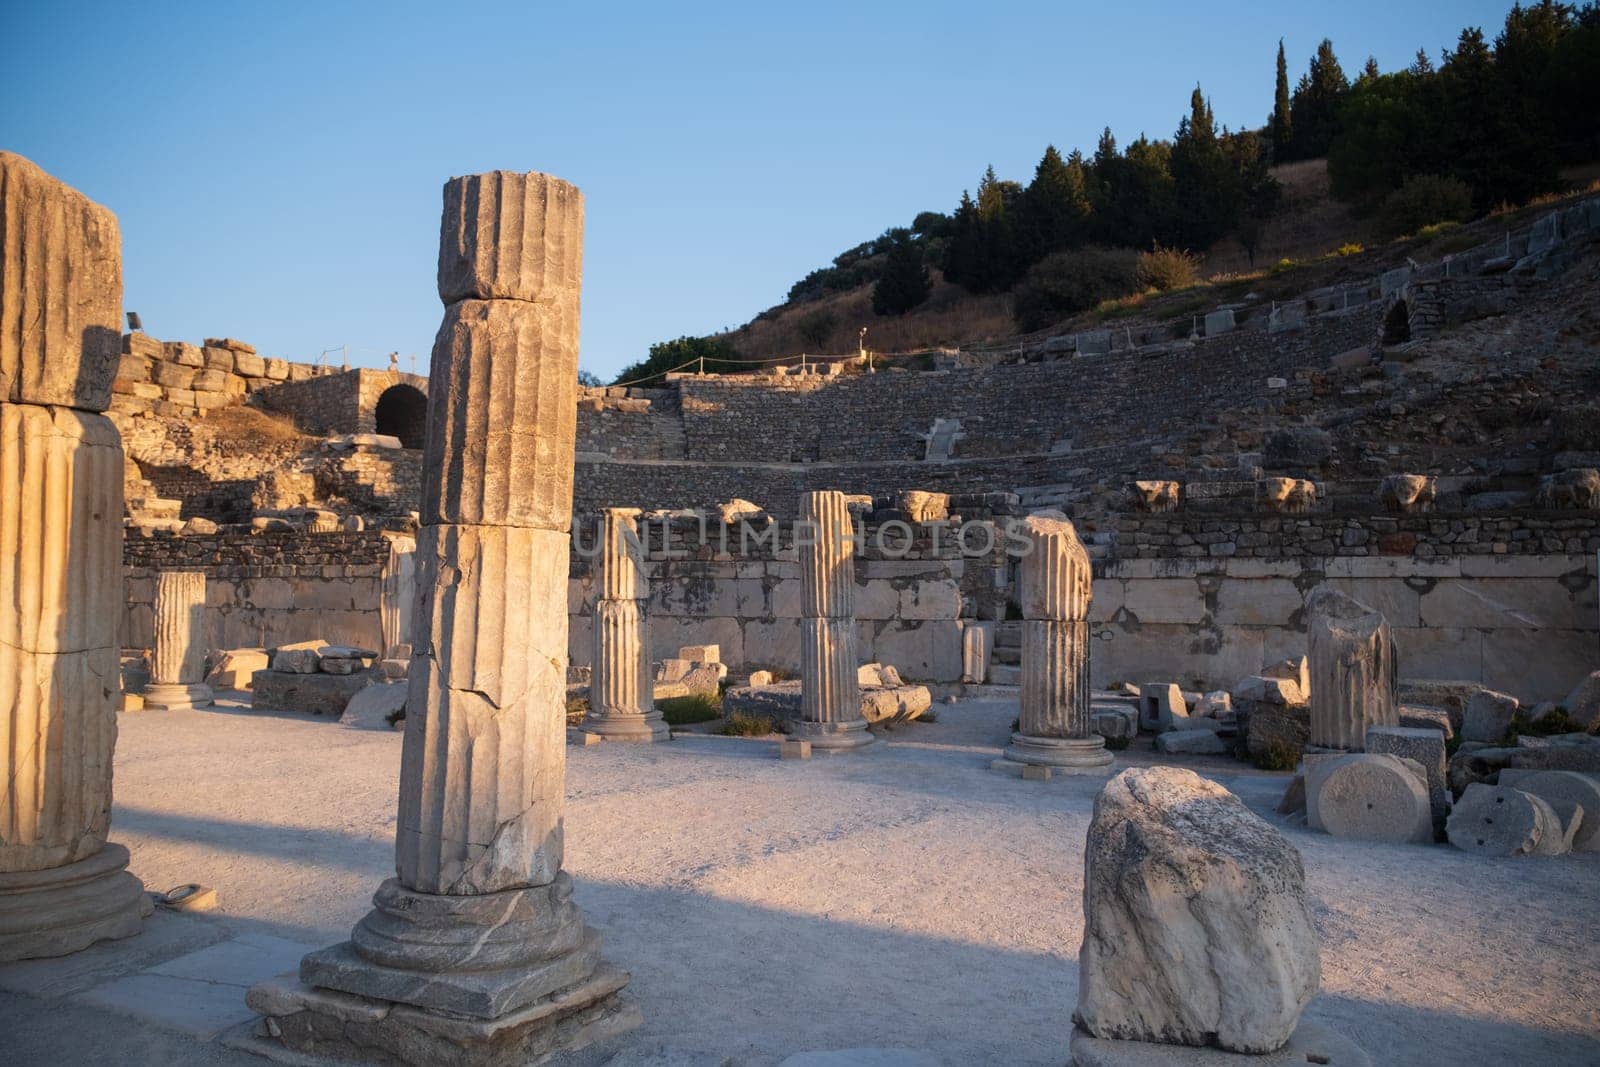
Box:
4;696;1600;1066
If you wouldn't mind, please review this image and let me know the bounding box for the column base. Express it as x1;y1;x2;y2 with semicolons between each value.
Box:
143;682;214;710
578;709;670;742
0;843;152;962
1000;733;1114;773
786;717;877;750
1069;1021;1369;1066
247;962;640;1067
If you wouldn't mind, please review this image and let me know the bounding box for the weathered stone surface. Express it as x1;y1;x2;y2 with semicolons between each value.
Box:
1379;474;1436;513
1306;587;1397;750
150;570;207;687
677;643;720;664
1020;620;1093;739
1237;700;1310;762
1130;480;1179;513
960;620;992;684
0;842;151;962
206;647;268;691
594;509;647;602
1075;767;1320;1054
1497;769;1600;852
1262;655;1310;696
1140;683;1190;731
1462;688;1518;743
397;524;570;893
344;682;408;730
897;489;949;522
1017;513;1092;622
0;153;123;410
381;534;417;658
421;299;578;530
1448;735;1600;795
1070;1021;1370;1067
798;490;856;619
437;171;583;305
1258;477;1316;513
1447;783;1563;856
858;684;932;726
1313;753;1432;843
584;601;666;742
1365;726;1449;830
1534;468;1600;510
1398;704;1453;739
1562;671;1600;731
1;404;123;873
252;668;376;716
1232;674;1304;707
1154;728;1227;755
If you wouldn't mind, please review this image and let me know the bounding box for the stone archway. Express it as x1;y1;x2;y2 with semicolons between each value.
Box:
1381;298;1412;345
374;384;428;449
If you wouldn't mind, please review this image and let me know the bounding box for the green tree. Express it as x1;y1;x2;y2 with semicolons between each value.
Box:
796;308;837;350
1017;145;1093;264
613;334;742;384
1229;129;1282;266
1270;39;1294;159
871;228;932;316
1170;86;1239;249
1288;38;1350;159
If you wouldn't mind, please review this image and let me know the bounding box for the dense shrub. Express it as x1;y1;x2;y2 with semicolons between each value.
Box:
1135;244;1201;292
1012;248;1138;332
1376;174;1474;239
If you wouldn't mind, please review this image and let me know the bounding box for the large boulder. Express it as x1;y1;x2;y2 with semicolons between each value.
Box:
1462;688;1519;744
1562;671;1600;732
342;682;407;730
1075;767;1320;1054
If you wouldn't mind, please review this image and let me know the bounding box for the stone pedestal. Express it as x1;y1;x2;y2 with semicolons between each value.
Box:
1305;587;1397;751
581;509;667;742
145;570;213;709
0;152;146;962
252;170;636;1065
1001;514;1111;774
792;491;873;751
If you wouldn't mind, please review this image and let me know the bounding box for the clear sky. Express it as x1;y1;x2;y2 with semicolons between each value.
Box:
1;1;1516;379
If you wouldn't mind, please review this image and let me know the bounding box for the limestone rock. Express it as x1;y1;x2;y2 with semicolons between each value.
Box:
252;668;376;717
678;644;720;664
1398;704;1454;739
437;170;583;305
1312;753;1432;844
1497;769;1600;852
1380;474;1436;513
716;498;765;525
858;685;932;726
1075;767;1320;1053
1262;656;1311;697
1259;477;1316;513
1140;683;1190;731
1305;587;1397;750
1462;688;1519;744
0;152;123;410
206;648;269;691
1154;729;1226;755
747;670;773;687
897;490;949;523
272;647;323;674
1365;726;1449;831
1447;784;1563;856
421;299;578;530
343;682;408;730
1232;674;1304;707
1559;671;1600;732
1534;468;1600;510
1129;480;1179;513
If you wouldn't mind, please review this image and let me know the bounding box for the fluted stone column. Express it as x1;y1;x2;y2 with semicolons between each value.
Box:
791;490;874;750
581;509;667;742
0;151;149;961
1000;513;1112;773
1306;587;1398;751
379;533;416;658
252;171;637;1064
144;570;212;710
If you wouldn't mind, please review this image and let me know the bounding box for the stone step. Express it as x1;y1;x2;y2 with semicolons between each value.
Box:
988;665;1022;686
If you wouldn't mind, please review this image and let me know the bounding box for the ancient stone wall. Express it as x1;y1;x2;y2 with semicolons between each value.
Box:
110;333;335;420
123;530;390;652
255;367;429;440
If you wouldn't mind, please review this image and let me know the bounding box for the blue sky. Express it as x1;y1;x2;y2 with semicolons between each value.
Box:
1;1;1514;379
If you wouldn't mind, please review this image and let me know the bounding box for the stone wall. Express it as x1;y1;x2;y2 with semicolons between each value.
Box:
123;530;391;653
110;333;335;420
255;367;429;442
1088;554;1597;704
565;517;977;682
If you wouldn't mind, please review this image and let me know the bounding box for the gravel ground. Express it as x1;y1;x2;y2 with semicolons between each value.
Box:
5;696;1599;1065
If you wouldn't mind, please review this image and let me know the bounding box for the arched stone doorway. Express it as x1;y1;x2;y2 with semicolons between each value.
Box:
374;384;428;449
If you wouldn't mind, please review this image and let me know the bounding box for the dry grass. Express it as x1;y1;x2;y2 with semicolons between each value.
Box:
196;403;311;450
727;274;1013;363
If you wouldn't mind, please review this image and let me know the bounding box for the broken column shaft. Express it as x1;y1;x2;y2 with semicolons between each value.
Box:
144;570;213;710
793;490;874;750
581;508;667;741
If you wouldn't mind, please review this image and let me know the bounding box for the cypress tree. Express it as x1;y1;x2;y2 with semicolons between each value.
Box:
871;228;932;315
1289;38;1350;159
1270;39;1294;159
